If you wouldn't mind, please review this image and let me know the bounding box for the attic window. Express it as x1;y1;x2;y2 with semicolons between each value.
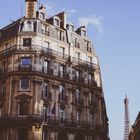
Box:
70;25;74;31
54;18;60;27
82;30;86;37
67;24;74;31
40;12;45;20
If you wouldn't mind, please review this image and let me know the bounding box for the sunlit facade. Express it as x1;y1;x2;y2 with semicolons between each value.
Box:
0;0;109;140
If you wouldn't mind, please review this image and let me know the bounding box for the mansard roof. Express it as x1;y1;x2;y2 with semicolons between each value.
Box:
0;18;22;43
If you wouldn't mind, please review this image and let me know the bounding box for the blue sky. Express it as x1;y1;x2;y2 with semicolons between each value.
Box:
1;0;140;140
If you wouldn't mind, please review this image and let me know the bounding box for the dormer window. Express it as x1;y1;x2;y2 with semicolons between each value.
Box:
40;12;45;20
82;30;87;37
37;4;46;21
67;24;74;32
54;17;60;27
76;26;87;37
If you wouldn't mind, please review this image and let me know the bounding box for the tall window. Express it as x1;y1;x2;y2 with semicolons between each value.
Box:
76;89;81;102
57;30;64;41
42;83;48;97
76;52;80;60
88;73;92;84
43;61;48;73
19;100;29;115
77;111;80;123
60;47;65;58
20;78;29;90
2;84;6;96
21;57;31;66
89;93;94;102
23;38;32;46
75;70;80;81
60;65;65;77
43;105;48;122
74;37;79;48
59;85;65;100
42;24;49;35
59;109;65;122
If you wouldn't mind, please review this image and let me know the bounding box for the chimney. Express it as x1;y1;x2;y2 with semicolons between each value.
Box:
25;0;37;18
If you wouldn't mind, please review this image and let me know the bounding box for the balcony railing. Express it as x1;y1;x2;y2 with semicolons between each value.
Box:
0;45;17;57
72;57;98;70
43;116;101;130
0;114;42;124
18;64;32;72
6;65;98;88
0;114;104;131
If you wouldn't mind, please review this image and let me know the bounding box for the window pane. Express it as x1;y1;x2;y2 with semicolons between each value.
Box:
19;101;29;115
21;78;29;89
21;58;31;65
55;19;59;26
23;38;32;46
43;41;49;49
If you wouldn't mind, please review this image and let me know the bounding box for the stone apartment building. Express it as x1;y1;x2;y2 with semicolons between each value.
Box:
129;112;140;140
0;0;109;140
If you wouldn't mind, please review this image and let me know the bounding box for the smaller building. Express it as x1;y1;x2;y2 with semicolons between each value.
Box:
129;112;140;140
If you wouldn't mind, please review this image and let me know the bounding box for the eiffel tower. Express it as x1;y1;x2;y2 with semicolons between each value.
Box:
124;95;130;140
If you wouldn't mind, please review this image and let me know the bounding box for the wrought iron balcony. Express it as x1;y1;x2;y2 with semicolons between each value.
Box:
18;64;32;72
0;114;42;125
72;57;98;70
43;116;102;130
0;45;16;58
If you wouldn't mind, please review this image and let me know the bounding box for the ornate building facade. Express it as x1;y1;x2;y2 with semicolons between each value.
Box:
0;0;109;140
129;112;140;140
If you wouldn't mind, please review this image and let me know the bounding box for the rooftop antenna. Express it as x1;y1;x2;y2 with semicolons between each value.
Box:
123;95;130;140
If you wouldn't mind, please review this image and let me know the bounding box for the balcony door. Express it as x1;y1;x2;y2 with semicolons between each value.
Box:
19;99;29;115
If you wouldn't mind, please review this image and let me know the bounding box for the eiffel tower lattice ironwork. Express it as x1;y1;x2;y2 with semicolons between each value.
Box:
124;95;130;140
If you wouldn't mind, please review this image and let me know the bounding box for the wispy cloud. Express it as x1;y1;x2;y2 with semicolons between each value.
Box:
69;9;77;14
78;15;104;34
45;1;77;17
